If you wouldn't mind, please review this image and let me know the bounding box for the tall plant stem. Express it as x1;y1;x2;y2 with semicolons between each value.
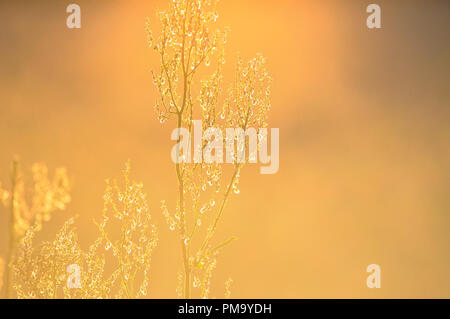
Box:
176;113;190;299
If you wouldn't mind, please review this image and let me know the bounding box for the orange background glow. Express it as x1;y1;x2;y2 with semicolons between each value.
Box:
1;0;449;298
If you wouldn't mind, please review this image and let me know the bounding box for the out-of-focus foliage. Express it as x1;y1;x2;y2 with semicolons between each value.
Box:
0;258;4;292
0;161;72;298
0;162;71;238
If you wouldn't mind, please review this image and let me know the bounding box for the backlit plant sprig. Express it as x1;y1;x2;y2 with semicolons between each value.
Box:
147;0;272;298
97;161;158;298
11;162;158;299
13;219;113;299
147;0;226;126
12;218;82;299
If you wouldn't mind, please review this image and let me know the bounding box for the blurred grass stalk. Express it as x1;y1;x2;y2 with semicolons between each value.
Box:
4;158;18;299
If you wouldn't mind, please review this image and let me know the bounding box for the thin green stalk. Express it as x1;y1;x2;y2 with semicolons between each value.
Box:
200;165;240;254
176;113;190;299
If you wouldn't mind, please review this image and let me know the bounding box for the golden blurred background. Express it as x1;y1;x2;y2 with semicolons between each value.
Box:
0;0;449;298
